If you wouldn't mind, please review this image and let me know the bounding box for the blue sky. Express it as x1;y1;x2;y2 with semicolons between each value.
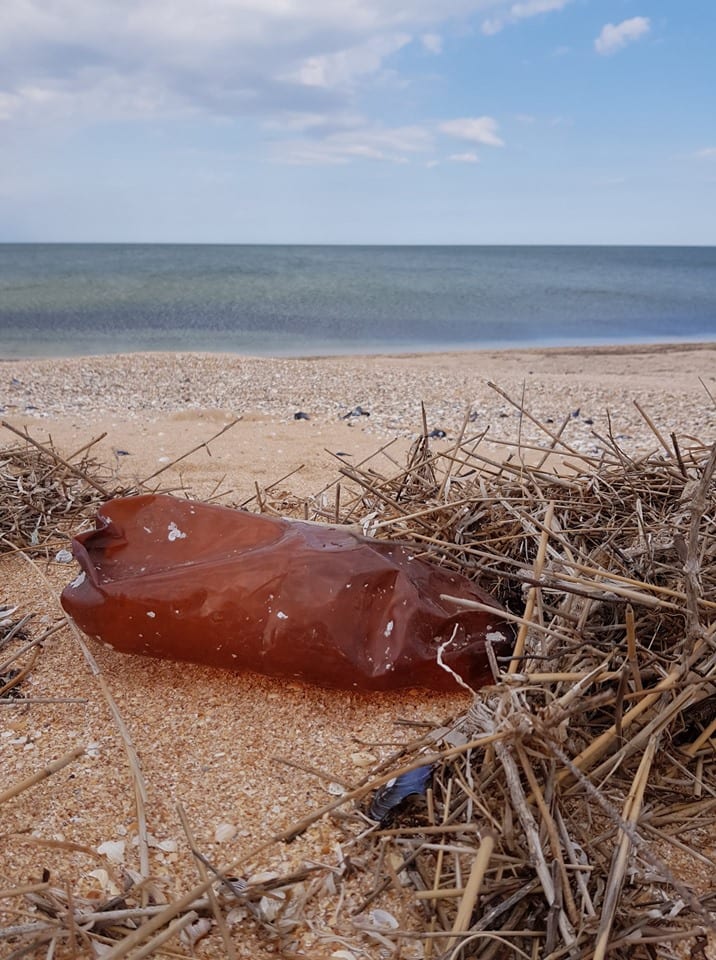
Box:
1;0;714;244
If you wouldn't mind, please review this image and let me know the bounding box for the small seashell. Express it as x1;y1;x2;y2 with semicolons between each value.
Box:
97;840;125;864
259;890;286;922
214;822;237;843
55;548;73;563
0;605;18;627
326;781;346;796
226;906;248;924
180;916;212;946
85;869;121;896
369;908;399;929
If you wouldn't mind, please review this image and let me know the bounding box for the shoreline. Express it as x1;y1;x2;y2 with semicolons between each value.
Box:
1;336;715;365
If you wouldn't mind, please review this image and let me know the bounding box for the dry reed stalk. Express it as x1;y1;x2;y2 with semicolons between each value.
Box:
176;803;238;960
593;737;658;960
0;883;50;900
446;832;495;952
1;426;133;555
486;381;592;461
68;624;152;884
0;746;85;806
127;910;199;960
0;697;87;706
1;421;112;497
507;501;553;676
140;417;241;484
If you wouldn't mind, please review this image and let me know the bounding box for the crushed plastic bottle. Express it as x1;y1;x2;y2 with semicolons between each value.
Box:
61;495;513;691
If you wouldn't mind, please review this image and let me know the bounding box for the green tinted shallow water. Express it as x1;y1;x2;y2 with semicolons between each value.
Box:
0;244;714;358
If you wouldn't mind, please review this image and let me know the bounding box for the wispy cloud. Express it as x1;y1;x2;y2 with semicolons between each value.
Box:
277;123;434;165
694;147;716;159
595;17;650;56
274;114;507;166
439;116;504;146
482;0;572;36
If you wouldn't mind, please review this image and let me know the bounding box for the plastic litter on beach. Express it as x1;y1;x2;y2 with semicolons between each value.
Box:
368;765;434;823
60;494;513;691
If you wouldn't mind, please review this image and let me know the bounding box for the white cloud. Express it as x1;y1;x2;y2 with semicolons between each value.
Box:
439;116;504;147
0;1;572;127
694;147;716;159
594;17;650;56
286;33;411;88
278;123;434;164
421;33;443;54
275;114;508;166
482;0;572;36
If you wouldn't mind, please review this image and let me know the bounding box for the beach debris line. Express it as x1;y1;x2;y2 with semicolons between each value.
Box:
61;493;513;691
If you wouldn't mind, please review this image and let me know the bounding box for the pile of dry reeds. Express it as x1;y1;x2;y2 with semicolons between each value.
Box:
0;422;134;555
0;417;241;557
296;395;715;959
1;397;714;959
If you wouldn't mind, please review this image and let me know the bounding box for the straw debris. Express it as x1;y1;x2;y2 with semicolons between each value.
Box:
0;422;137;555
1;394;714;958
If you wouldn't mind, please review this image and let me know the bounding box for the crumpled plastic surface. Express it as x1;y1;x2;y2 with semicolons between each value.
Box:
61;494;513;691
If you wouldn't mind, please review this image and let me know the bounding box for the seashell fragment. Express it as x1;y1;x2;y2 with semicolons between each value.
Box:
214;822;238;843
97;840;125;864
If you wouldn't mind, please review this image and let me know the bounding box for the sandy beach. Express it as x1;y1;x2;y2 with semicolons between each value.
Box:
3;342;715;497
1;342;715;959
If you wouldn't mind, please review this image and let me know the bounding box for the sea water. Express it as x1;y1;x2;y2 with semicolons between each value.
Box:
0;244;714;358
